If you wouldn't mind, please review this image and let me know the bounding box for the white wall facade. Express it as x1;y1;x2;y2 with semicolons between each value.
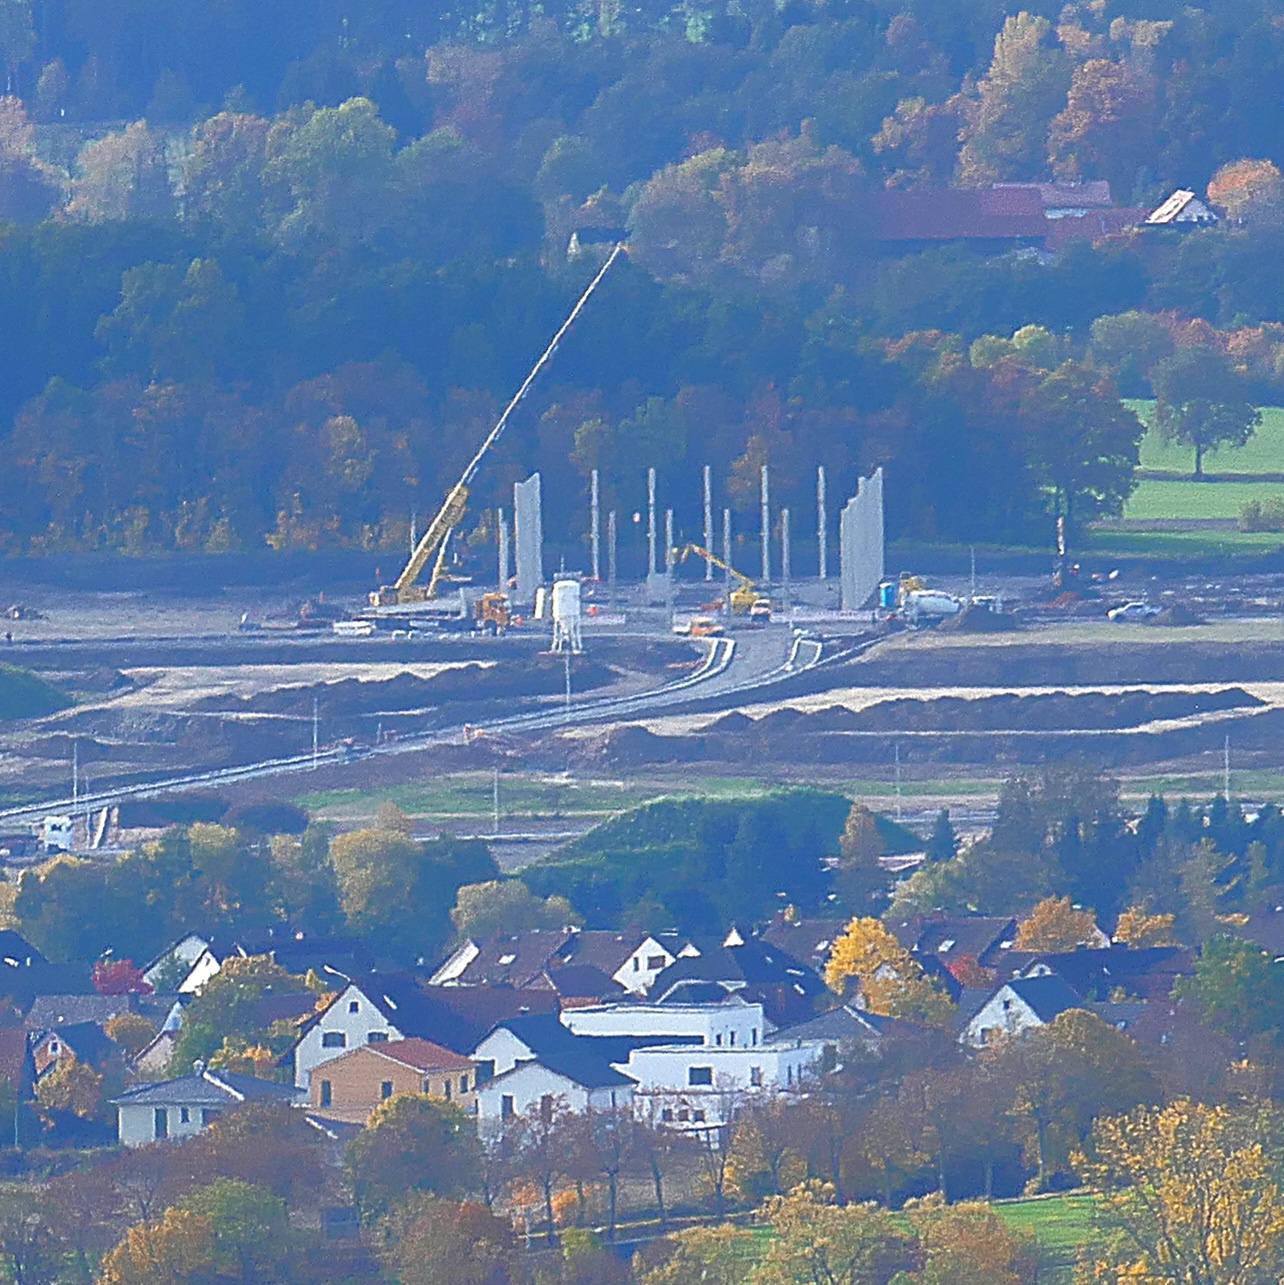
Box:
610;938;679;995
514;473;544;606
293;984;401;1089
561;1001;764;1050
962;986;1045;1048
118;1101;217;1148
472;1027;538;1079
475;1062;632;1137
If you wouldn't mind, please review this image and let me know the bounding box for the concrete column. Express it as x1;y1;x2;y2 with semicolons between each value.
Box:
647;467;657;578
760;464;770;584
817;465;827;581
590;469;600;582
514;473;543;606
702;465;713;579
607;509;617;606
722;507;732;606
497;507;510;591
781;507;791;611
840;467;885;611
664;509;674;571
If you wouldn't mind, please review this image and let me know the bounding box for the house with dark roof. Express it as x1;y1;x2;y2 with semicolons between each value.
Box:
961;974;1086;1048
1015;946;1193;1001
1146;189;1217;226
290;974;557;1090
32;1021;120;1081
25;993;149;1032
112;1062;301;1146
888;914;1017;972
475;1043;634;1134
760;916;848;973
647;929;826;1027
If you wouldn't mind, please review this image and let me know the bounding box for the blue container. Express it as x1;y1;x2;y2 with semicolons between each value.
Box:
878;582;897;609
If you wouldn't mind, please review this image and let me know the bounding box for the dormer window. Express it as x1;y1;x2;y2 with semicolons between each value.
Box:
498;954;517;966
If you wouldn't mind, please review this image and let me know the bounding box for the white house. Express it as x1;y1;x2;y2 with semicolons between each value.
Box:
293;982;404;1090
624;1036;825;1131
961;974;1084;1048
112;1063;300;1147
143;934;224;994
475;1060;634;1136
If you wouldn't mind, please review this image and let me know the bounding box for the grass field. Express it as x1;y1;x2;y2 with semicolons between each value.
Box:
993;1193;1102;1280
1133;401;1284;475
1123;478;1284;520
1087;527;1284;555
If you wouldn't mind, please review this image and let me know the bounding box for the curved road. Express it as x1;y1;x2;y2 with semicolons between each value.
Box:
0;625;828;827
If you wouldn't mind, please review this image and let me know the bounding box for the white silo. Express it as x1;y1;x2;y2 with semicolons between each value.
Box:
550;577;583;654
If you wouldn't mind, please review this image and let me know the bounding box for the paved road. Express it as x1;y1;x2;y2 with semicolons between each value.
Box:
0;624;828;826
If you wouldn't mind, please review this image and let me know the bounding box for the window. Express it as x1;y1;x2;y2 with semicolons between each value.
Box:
678;1108;689;1122
348;1000;359;1013
179;1107;190;1124
501;1095;515;1119
460;1075;468;1094
688;1066;713;1087
715;1033;722;1046
787;1066;793;1086
692;1110;706;1123
540;1094;554;1123
1002;999;1012;1013
749;1066;763;1088
380;1081;394;1100
633;958;640;972
729;1031;736;1046
647;955;666;970
498;953;517;966
751;1029;758;1046
322;1031;346;1049
319;1080;332;1107
367;1032;388;1043
443;1079;451;1099
661;1108;674;1123
153;1108;168;1140
48;1039;58;1055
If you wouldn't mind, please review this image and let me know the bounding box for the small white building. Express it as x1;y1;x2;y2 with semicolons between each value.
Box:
961;974;1084;1048
143;934;224;994
112;1063;300;1147
475;1060;634;1136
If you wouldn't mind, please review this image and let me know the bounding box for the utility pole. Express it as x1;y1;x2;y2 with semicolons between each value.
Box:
1224;734;1231;800
894;741;902;821
71;739;78;811
607;510;617;607
781;508;791;613
647;468;657;579
760;465;771;584
722;508;732;612
564;650;572;711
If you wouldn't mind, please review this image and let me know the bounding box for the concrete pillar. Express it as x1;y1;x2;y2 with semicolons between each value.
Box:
590;469;600;582
607;509;617;606
514;473;543;606
722;507;732;606
647;467;657;579
497;507;510;591
702;465;713;579
817;465;827;581
840;467;885;611
760;464;770;584
781;507;791;611
664;509;675;571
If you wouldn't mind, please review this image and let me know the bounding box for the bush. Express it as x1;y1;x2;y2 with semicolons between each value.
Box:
1238;497;1284;531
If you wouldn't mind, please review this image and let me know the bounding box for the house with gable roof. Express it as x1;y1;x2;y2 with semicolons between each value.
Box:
961;974;1086;1048
308;1038;479;1124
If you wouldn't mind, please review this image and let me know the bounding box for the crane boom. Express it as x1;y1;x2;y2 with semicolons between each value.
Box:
371;243;626;607
674;543;754;589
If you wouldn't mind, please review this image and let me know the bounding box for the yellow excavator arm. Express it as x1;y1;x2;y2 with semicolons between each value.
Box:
673;543;754;589
672;543;768;616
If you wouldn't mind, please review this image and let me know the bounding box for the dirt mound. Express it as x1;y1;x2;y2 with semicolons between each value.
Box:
582;724;707;768
940;603;1018;633
705;710;755;734
1147;603;1206;626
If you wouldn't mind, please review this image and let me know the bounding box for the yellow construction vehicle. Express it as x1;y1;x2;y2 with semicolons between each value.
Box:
473;591;511;634
672;544;771;621
369;244;625;608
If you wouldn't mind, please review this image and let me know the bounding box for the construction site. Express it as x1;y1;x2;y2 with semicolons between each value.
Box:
3;245;1284;858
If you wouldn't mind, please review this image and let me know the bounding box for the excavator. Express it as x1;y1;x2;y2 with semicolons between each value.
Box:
369;243;625;609
672;544;772;623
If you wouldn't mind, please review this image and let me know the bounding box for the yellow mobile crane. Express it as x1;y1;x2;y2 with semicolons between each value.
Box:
672;544;772;621
369;243;625;608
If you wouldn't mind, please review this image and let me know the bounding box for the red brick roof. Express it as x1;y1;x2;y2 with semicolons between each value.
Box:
877;187;1046;241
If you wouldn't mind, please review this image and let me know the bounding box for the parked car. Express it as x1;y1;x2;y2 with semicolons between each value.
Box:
1107;601;1162;622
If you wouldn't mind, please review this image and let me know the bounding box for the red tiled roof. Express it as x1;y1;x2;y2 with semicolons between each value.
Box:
877;188;1046;241
1043;208;1146;249
369;1037;473;1072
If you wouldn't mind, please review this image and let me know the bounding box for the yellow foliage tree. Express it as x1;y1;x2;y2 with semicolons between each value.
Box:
105;1011;158;1059
35;1055;103;1120
908;1196;1039;1285
98;1208;216;1285
638;1224;759;1285
824;917;954;1024
1113;906;1176;949
1076;1101;1284;1285
1014;896;1100;952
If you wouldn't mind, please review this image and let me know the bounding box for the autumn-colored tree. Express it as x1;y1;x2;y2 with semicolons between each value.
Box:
105;1012;158;1059
825;917;954;1024
637;1224;757;1285
449;879;580;941
1076;1101;1284;1285
98;1208;216;1285
92;958;152;995
957;13;1071;184
348;1093;479;1220
1113;906;1177;948
35;1055;104;1121
835;804;888;911
908;1196;1038;1285
1014;896;1101;952
376;1195;517;1285
755;1182;916;1285
1208;159;1284;228
0;1185;56;1285
178;1179;289;1283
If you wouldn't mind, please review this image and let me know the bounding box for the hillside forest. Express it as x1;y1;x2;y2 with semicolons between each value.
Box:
3;0;1284;559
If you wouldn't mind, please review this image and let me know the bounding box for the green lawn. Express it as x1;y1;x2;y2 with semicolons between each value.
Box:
1087;527;1284;556
993;1192;1101;1274
1123;478;1284;521
1132;401;1284;476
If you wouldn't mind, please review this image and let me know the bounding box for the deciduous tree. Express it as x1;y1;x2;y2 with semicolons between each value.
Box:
1152;346;1261;479
1014;895;1101;952
98;1208;215;1285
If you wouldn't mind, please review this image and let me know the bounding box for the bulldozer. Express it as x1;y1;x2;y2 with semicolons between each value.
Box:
672;544;771;622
